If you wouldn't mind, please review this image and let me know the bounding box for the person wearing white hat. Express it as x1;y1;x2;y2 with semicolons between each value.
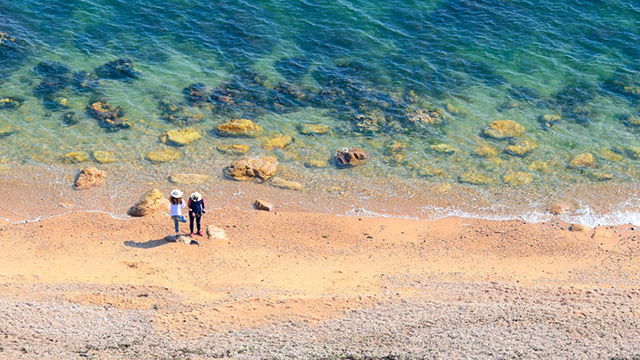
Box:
169;189;187;236
187;192;206;237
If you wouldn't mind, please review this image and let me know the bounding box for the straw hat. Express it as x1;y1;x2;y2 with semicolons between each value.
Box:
190;192;202;201
170;189;183;198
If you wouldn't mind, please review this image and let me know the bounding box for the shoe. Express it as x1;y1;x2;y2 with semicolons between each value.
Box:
189;233;194;237
190;240;199;246
197;231;204;236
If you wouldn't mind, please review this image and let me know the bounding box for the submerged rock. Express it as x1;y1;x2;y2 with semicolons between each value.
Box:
568;153;596;169
168;173;210;185
304;159;329;168
407;108;445;127
95;58;141;80
547;201;574;215
216;119;263;137
183;83;208;104
589;171;614;181
619;113;640;127
352;110;385;135
224;156;279;181
75;166;107;189
61;151;89;164
92;150;116;164
43;96;70;111
0;96;23;110
61;112;78;126
161;128;201;146
538;114;561;129
158;98;206;126
127;188;169;217
472;144;498;158
0;127;17;138
429;143;458;155
34;76;70;97
72;71;101;93
502;171;534;186
263;134;293;150
482;120;525;140
504;140;537;157
88;101;132;131
34;61;71;77
416;165;445;178
270;178;303;191
336;147;368;167
458;172;490;185
217;144;250;155
383;141;408;166
146;148;181;163
297;123;330;135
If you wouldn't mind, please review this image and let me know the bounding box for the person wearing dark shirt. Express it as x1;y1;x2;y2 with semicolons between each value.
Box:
187;192;205;237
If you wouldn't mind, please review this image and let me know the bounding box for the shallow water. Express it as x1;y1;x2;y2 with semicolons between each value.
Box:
1;0;640;222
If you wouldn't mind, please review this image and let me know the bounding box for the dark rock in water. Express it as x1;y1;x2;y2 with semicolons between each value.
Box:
553;83;596;107
602;77;640;99
274;57;310;81
95;58;141;80
496;100;521;112
183;83;207;104
562;106;593;125
42;96;70;111
336;147;368;167
61;111;78;126
158;98;206;126
268;81;313;112
33;61;71;77
0;96;23;110
87;101;132;131
507;85;541;102
619;113;640;127
72;71;101;93
537;114;561;129
34;76;70;98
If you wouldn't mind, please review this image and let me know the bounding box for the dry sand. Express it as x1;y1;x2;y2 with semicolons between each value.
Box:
0;205;639;359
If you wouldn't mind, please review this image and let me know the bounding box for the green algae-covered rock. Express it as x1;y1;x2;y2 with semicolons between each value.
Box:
458;172;490;185
92;150;116;164
263;134;293;150
538;114;561;128
568;153;596;169
297;123;330;135
146;148;181;163
270;178;303;191
161;128;201;146
0;127;17;138
502;171;534;186
304;159;328;168
417;165;445;178
482;120;525;140
61;151;89;164
0;97;23;110
429;143;458;155
472;144;498;158
505;140;537;157
528;160;550;173
216;119;263;137
217;144;250;155
589;172;614;181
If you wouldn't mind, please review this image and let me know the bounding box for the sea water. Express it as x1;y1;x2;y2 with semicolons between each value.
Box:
1;0;640;225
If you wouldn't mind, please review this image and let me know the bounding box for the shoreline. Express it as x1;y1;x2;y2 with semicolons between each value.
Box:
1;163;640;228
0;207;639;358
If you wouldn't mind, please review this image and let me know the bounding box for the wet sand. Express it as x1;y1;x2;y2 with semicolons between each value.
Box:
0;198;639;358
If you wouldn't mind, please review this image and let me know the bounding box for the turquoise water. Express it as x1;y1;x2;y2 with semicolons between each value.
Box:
2;0;640;218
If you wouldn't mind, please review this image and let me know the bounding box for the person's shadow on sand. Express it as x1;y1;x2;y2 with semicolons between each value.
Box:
124;239;169;249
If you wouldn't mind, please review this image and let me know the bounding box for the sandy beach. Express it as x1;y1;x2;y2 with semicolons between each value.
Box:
0;201;639;359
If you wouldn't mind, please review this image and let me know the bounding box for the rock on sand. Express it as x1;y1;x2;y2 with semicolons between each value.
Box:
74;166;107;189
127;189;169;217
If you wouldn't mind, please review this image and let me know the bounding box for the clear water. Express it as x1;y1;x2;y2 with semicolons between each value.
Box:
1;0;640;221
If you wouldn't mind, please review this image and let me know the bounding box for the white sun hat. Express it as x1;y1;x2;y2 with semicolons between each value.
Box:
170;189;183;198
190;192;202;201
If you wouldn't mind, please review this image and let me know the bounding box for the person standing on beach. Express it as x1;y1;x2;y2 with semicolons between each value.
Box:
187;192;206;237
169;189;187;236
